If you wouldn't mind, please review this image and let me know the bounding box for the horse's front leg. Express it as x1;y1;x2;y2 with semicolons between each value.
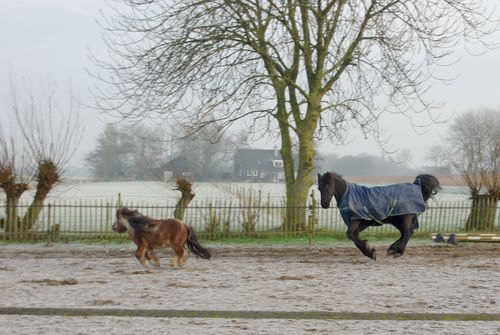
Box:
347;220;376;260
387;215;415;258
135;238;150;267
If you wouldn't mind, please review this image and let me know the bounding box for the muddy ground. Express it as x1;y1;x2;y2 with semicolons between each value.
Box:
0;241;499;334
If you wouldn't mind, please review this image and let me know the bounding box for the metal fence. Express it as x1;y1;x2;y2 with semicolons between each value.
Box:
1;198;499;242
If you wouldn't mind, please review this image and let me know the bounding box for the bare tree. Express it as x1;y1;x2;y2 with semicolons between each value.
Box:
0;135;30;232
94;0;497;229
440;108;500;230
0;77;83;234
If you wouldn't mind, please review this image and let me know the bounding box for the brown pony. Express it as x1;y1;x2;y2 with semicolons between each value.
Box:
112;207;211;267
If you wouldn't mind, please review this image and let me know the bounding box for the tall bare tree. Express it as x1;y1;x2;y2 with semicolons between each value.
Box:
0;77;83;234
439;108;500;230
95;0;497;229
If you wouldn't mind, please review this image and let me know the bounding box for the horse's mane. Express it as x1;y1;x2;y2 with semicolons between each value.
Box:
327;171;344;181
121;208;156;231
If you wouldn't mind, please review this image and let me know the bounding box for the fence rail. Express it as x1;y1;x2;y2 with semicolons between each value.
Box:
1;198;499;242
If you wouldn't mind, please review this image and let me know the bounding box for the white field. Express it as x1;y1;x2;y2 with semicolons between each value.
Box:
5;180;470;206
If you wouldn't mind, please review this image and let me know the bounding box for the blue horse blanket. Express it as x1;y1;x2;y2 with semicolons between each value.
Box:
338;183;426;225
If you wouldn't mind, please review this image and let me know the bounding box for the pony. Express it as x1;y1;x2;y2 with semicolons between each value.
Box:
317;172;440;260
112;207;211;267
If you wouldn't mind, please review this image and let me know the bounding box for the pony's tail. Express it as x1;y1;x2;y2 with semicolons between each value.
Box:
186;225;211;260
414;174;441;202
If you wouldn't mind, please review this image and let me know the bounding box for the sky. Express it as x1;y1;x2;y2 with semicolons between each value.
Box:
0;0;499;169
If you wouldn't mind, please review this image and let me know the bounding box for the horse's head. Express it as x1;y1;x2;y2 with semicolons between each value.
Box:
112;207;134;233
318;171;347;209
318;172;334;209
414;174;441;202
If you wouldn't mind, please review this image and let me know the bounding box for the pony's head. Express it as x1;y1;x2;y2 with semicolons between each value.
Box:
112;207;136;233
414;174;441;202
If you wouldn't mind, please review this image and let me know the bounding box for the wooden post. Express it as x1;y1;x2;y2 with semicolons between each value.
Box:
308;191;317;245
46;203;52;246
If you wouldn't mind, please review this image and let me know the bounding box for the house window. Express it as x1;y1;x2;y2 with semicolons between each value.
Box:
247;170;258;177
273;160;283;168
274;172;284;182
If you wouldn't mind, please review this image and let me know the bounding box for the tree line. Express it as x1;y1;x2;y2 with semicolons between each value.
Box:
85;123;241;181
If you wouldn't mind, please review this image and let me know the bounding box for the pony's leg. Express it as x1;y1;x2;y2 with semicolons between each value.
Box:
347;220;376;260
178;250;189;267
135;240;149;267
387;215;415;258
146;248;160;267
170;244;185;268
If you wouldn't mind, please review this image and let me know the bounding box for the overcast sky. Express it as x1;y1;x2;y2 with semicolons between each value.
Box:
1;0;499;169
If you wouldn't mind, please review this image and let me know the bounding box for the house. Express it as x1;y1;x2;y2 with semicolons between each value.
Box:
161;156;193;181
234;147;285;182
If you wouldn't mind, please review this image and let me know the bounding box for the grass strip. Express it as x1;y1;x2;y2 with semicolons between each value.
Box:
0;307;499;322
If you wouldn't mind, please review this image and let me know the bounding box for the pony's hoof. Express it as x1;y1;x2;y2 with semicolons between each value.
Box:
392;252;403;258
387;249;396;255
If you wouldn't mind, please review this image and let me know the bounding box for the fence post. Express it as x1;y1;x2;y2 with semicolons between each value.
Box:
46;203;52;246
308;191;317;245
105;202;110;239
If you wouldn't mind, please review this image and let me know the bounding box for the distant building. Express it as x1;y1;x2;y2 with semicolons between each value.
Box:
161;156;193;181
234;147;285;182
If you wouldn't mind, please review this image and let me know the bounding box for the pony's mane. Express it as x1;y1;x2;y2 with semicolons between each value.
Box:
122;208;154;231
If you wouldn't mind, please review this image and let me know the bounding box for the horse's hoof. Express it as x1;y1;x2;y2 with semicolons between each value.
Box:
387;249;396;255
392;253;403;258
370;248;377;260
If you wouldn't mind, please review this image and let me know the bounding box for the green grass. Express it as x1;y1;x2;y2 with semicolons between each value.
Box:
1;307;499;321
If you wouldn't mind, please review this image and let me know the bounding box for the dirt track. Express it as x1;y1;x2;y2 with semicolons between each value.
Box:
0;242;499;334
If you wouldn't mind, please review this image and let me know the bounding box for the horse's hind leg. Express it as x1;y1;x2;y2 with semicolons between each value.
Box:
146;248;160;267
347;220;376;260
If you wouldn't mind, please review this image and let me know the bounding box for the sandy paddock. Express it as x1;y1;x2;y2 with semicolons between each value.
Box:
0;241;499;334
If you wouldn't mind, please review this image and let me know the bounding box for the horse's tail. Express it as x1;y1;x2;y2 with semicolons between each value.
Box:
414;174;441;202
185;225;211;260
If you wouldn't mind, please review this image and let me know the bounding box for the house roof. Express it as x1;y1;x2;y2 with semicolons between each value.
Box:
164;156;192;172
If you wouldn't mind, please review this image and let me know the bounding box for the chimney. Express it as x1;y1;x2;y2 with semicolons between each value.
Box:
274;145;279;158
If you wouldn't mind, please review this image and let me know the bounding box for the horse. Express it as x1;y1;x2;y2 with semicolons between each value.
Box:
317;172;440;260
112;207;211;267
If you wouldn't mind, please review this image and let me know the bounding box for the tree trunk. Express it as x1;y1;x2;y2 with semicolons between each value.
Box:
21;195;45;231
465;195;497;231
21;159;60;230
275;82;320;232
173;178;195;220
3;196;22;236
283;143;316;231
